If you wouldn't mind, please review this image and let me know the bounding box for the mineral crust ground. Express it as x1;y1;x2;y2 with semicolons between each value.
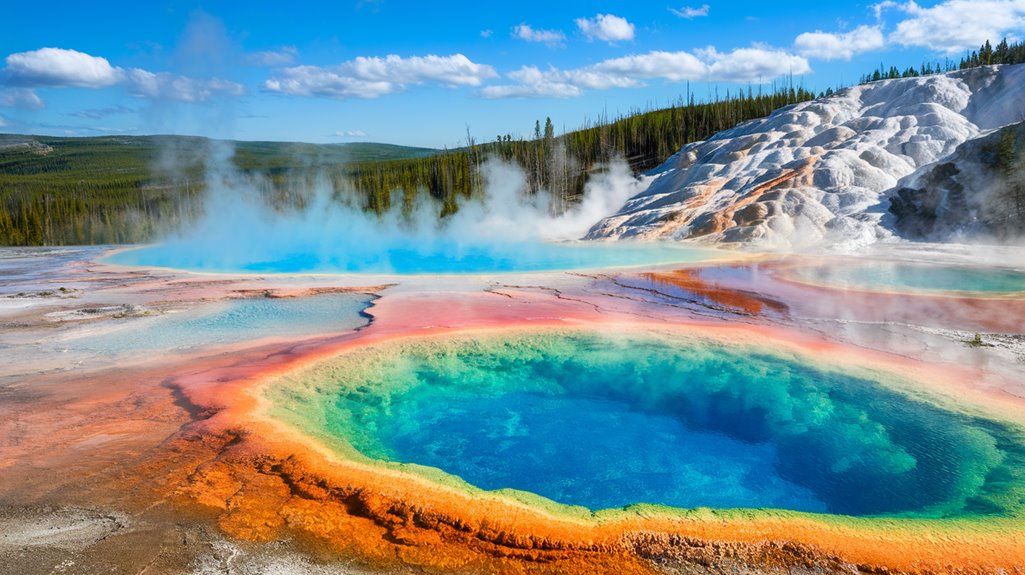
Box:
2;245;1025;574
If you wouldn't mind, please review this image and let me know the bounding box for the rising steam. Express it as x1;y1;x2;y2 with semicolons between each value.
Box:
108;141;695;274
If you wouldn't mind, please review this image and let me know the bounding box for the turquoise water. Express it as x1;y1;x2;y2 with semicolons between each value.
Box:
309;333;1025;517
105;240;713;274
380;388;826;512
60;293;372;354
797;261;1025;293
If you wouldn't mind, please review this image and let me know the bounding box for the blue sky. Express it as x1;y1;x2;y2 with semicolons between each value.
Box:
1;0;1023;147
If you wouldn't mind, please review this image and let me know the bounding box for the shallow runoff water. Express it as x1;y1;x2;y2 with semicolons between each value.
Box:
58;293;372;355
794;261;1025;294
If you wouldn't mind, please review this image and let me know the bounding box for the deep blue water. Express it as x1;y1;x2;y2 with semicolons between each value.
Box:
380;388;826;511
105;240;713;274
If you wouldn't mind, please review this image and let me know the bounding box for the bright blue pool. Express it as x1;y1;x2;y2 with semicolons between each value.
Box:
104;240;716;274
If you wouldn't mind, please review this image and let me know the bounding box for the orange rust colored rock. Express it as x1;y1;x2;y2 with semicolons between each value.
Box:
645;178;728;239
218;468;291;541
689;156;818;238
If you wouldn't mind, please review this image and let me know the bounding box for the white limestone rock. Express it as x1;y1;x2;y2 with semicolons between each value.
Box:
587;64;1025;248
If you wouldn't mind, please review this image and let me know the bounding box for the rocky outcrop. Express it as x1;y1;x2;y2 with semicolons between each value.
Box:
587;64;1025;248
887;121;1025;241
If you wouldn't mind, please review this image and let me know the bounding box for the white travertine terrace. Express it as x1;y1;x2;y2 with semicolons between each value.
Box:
587;64;1025;248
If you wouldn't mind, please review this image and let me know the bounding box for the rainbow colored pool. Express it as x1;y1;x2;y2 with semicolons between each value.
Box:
265;328;1025;519
9;245;1025;574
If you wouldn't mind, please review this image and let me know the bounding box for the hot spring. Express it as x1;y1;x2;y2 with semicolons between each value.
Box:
106;241;716;274
267;329;1025;518
790;261;1025;295
99;157;718;274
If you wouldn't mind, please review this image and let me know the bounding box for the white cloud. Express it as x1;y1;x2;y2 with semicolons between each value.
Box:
513;24;566;46
698;47;812;82
480;29;493;38
483;47;810;98
0;116;6;128
480;67;584;98
873;1;911;20
480;83;582;99
335;54;495;86
335;130;368;137
1;47;244;105
264;54;498;99
4;48;122;88
576;14;635;43
246;46;298;67
879;0;1025;53
670;4;710;19
592;51;706;82
794;25;885;60
265;66;392;98
0;87;44;109
125;69;244;102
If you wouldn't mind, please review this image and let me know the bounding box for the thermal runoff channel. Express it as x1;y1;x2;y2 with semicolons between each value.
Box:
107;155;716;274
266;329;1025;519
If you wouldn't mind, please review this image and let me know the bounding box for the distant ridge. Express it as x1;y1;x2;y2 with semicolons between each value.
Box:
0;133;440;163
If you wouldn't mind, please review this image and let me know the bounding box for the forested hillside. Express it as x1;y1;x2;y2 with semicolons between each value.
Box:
356;82;816;217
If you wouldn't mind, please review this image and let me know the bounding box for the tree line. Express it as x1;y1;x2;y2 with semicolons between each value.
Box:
340;81;817;223
858;38;1025;84
995;125;1025;224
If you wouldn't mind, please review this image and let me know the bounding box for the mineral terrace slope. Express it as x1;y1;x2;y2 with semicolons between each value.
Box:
586;64;1025;248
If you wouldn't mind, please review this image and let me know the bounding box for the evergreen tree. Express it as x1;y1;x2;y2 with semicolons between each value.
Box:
997;128;1017;176
981;40;994;65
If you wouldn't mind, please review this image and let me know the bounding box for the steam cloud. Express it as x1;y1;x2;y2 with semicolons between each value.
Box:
98;11;682;275
115;142;661;274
